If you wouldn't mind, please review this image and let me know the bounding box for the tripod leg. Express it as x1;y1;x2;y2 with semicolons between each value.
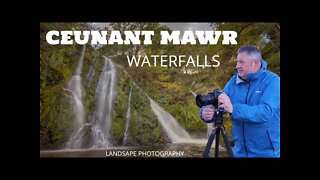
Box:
202;127;216;158
221;126;234;157
214;127;221;158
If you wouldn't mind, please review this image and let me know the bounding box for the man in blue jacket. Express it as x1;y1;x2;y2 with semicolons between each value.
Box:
200;45;280;157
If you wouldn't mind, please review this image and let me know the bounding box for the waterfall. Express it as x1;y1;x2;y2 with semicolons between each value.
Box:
123;85;133;145
85;56;99;87
91;57;116;148
150;98;197;143
65;45;86;149
150;98;207;144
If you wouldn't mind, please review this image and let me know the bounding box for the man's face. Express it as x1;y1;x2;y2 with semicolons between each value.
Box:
236;52;256;80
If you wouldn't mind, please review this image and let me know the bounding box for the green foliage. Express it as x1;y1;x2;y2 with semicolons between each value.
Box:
128;85;169;145
111;70;130;143
40;87;72;149
40;23;96;148
265;51;280;76
40;22;280;149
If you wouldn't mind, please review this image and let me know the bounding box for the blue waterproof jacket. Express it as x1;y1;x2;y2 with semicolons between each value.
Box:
200;60;280;157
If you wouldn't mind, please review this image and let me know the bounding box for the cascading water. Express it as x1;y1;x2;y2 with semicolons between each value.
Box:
150;98;203;144
123;85;133;145
65;45;86;149
65;50;206;149
85;56;99;87
91;57;116;148
150;98;207;144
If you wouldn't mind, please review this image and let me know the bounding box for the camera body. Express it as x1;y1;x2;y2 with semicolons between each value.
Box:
196;89;223;108
196;89;225;123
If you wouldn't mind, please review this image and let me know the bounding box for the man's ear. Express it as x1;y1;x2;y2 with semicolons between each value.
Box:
253;59;259;66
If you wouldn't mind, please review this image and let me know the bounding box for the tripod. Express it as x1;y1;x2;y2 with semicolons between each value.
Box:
202;108;234;158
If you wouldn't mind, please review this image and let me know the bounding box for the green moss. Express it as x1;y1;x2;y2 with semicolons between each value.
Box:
111;118;125;141
40;88;73;149
110;70;131;143
40;23;97;149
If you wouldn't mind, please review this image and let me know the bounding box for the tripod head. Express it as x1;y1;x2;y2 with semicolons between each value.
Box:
213;107;225;125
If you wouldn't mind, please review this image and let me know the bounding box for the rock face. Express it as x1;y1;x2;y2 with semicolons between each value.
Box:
40;23;209;150
40;41;170;149
107;64;171;147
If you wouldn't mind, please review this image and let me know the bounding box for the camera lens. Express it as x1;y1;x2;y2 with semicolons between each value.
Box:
196;94;214;107
195;94;203;107
195;89;222;108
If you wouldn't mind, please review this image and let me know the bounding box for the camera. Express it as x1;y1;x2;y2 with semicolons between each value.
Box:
195;89;223;108
196;89;225;124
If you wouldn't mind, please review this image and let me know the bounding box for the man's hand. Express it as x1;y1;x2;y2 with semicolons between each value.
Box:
202;105;215;121
218;93;233;113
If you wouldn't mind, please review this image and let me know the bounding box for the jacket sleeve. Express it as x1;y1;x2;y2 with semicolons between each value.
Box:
231;76;280;123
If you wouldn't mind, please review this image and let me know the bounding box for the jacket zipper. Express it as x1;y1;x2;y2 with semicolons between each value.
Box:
245;82;250;104
243;81;250;157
